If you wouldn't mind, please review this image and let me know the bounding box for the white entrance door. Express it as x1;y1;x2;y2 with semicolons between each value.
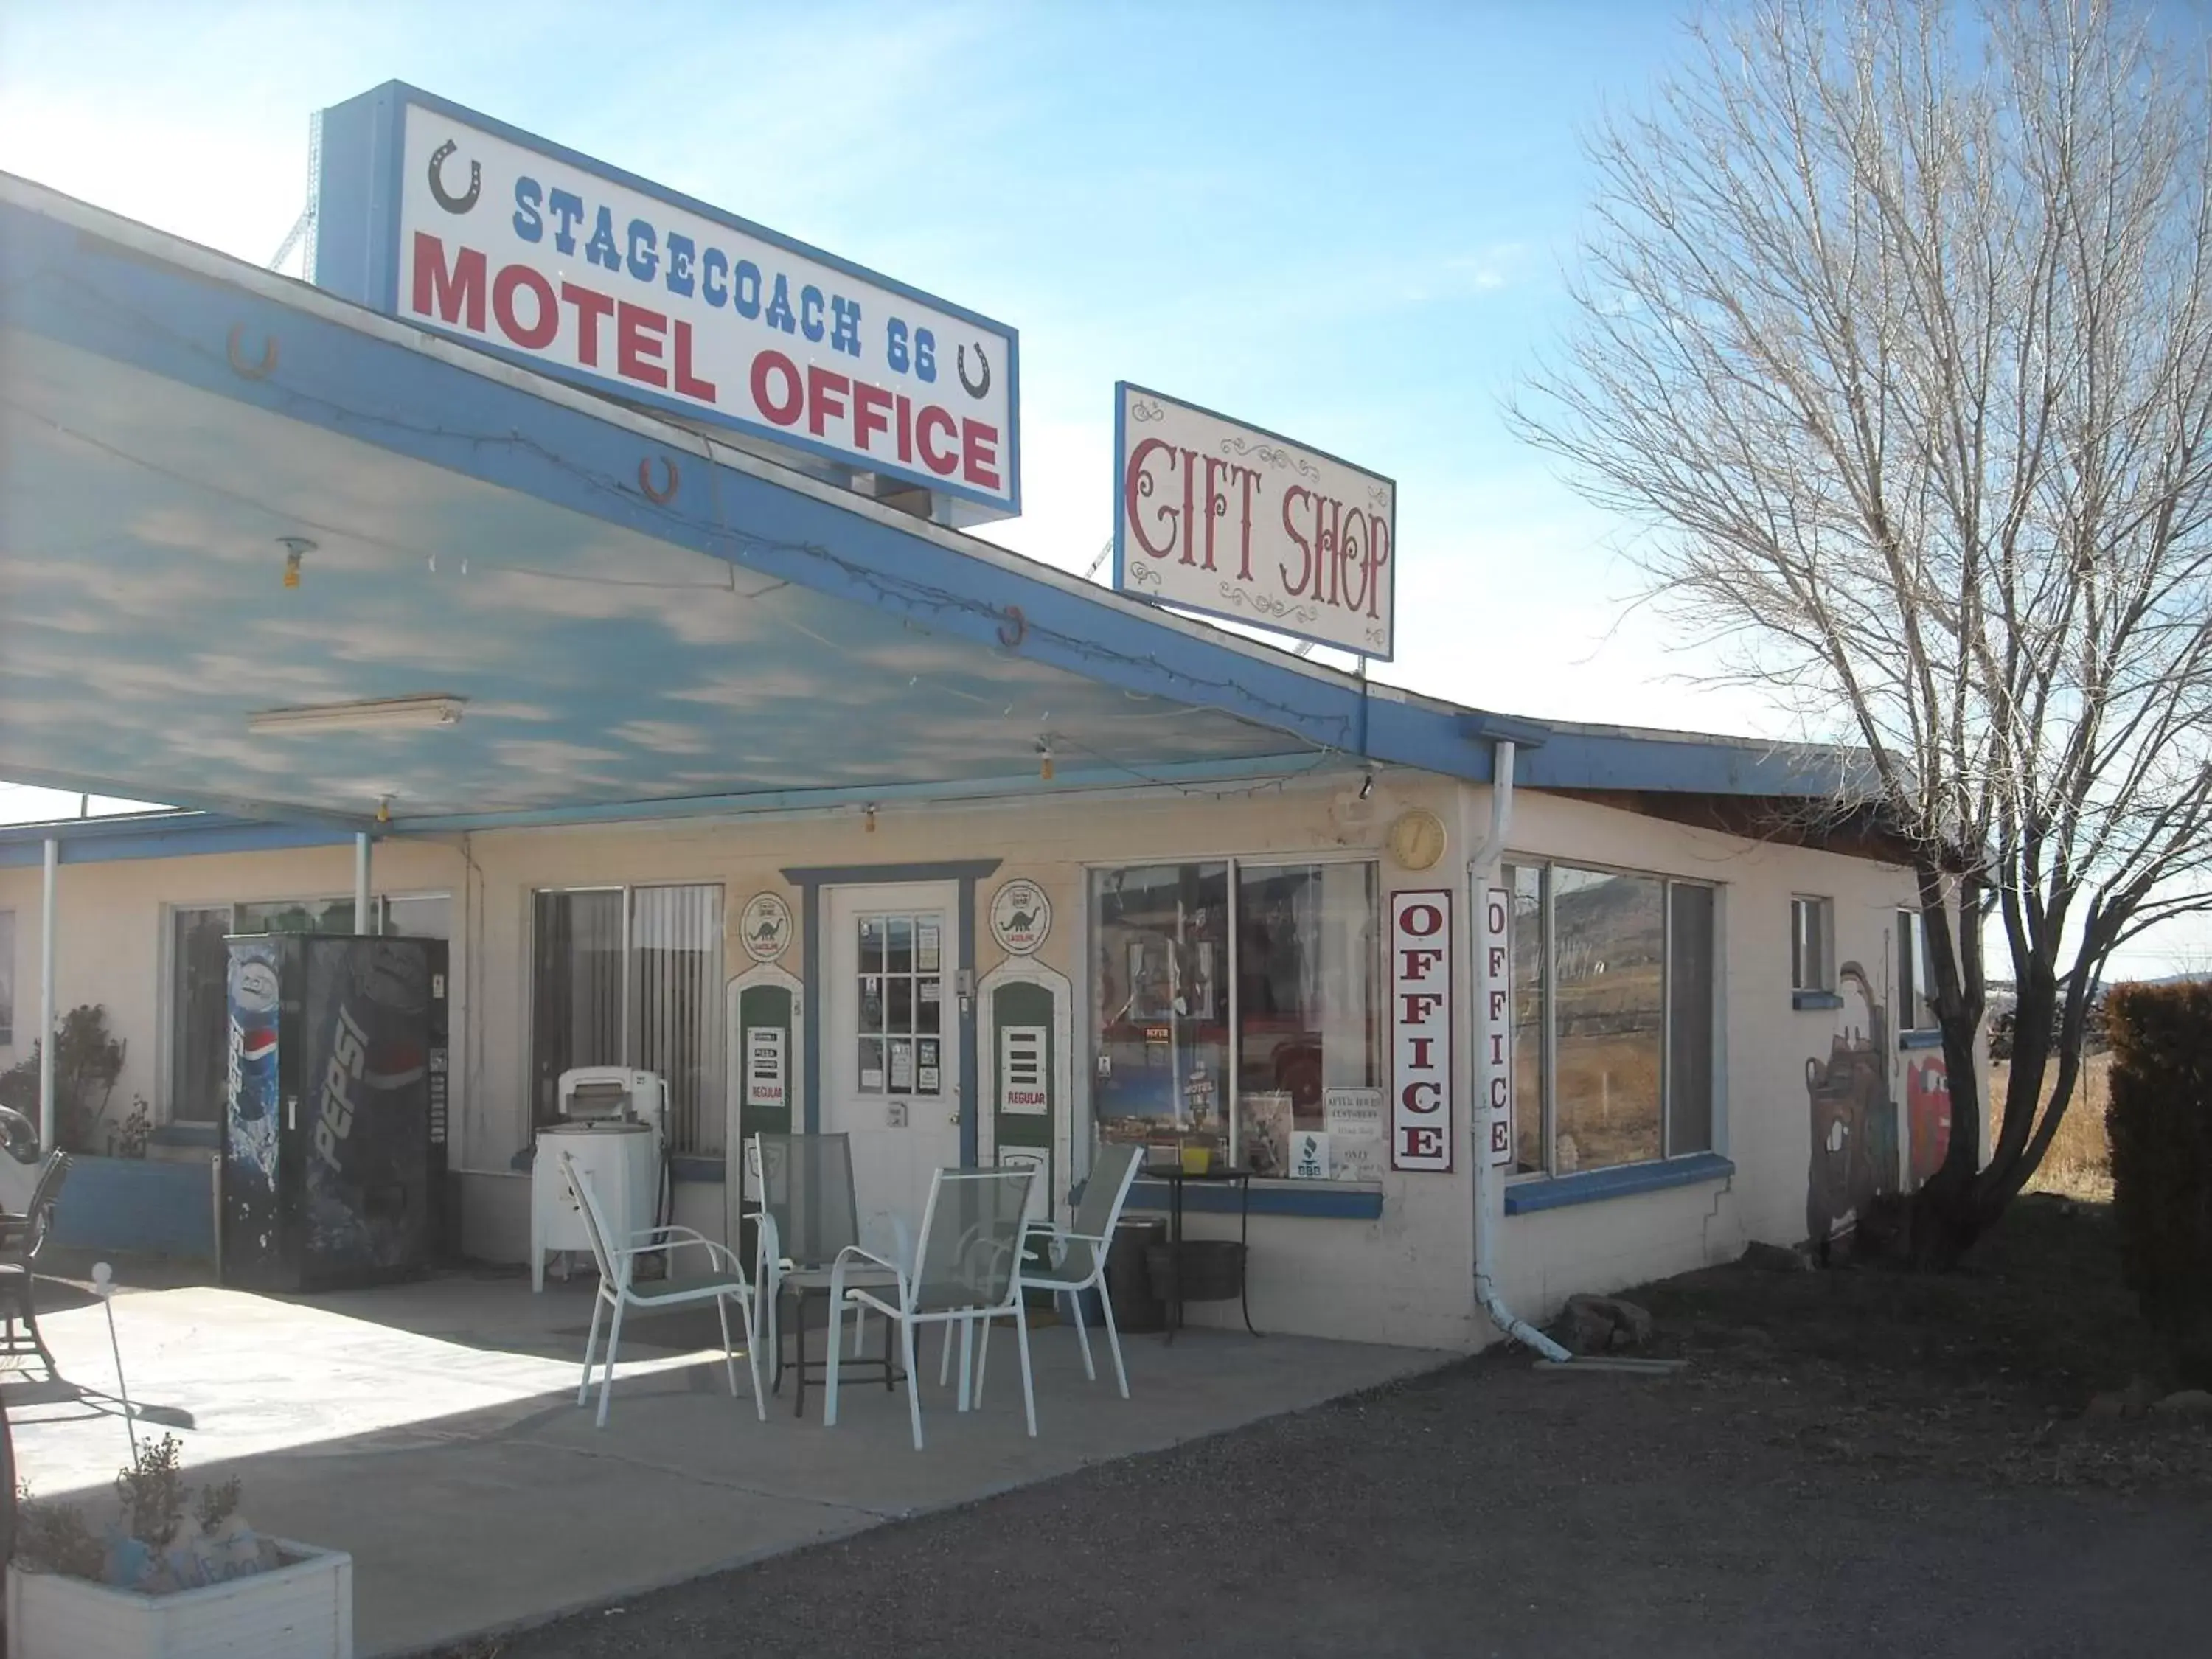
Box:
824;883;963;1256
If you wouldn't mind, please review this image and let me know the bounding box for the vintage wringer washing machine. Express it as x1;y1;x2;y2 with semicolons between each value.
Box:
530;1067;669;1291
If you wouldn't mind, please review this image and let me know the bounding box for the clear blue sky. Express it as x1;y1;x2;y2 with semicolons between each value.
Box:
1;1;2199;973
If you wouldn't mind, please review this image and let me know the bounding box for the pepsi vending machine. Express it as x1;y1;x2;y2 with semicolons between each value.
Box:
223;934;449;1291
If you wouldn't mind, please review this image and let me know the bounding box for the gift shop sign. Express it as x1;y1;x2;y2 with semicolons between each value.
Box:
313;83;1019;519
1114;383;1395;658
1390;889;1453;1171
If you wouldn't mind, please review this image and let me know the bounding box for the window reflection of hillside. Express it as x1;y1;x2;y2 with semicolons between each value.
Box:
1551;869;1663;1172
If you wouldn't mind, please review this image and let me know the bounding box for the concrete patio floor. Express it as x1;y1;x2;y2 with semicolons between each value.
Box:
4;1259;1447;1656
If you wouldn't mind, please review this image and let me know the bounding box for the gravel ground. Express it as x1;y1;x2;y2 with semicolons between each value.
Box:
443;1199;2212;1659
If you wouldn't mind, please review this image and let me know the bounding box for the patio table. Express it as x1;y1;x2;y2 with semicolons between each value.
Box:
769;1264;905;1419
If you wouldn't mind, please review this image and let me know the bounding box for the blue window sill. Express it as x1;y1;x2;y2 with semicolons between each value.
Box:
1899;1029;1944;1051
1123;1178;1382;1220
1792;990;1843;1011
1505;1152;1735;1215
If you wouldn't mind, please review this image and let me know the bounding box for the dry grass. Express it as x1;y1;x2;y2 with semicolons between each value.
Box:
2000;1049;2115;1202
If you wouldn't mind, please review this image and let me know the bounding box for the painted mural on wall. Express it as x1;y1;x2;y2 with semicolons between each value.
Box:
1906;1051;1952;1186
1805;962;1901;1250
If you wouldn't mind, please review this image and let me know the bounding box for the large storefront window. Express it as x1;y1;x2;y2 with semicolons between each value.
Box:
1091;860;1382;1180
1504;861;1715;1177
168;894;452;1121
530;884;723;1155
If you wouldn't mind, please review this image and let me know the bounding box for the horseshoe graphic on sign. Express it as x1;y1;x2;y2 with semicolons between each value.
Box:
956;341;991;400
426;139;481;214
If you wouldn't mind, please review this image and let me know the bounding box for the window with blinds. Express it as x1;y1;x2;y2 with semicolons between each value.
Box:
530;884;725;1156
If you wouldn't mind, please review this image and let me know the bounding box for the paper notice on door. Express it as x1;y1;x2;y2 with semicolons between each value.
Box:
890;1040;914;1091
918;925;942;971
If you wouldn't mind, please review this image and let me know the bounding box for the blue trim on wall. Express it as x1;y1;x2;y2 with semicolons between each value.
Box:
1517;728;1871;797
1792;990;1845;1011
49;1155;213;1259
800;886;823;1134
957;874;980;1167
1899;1029;1944;1051
1124;1179;1384;1221
1503;1152;1736;1216
0;815;354;867
780;860;1003;886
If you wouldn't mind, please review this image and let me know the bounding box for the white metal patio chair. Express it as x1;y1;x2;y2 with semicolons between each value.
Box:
564;1150;765;1430
975;1140;1144;1402
825;1165;1037;1450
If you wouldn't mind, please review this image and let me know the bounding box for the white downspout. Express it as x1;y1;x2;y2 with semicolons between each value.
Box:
354;832;373;934
38;836;57;1155
1467;741;1572;1362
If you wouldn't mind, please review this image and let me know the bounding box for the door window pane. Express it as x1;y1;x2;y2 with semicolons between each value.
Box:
1667;883;1715;1155
630;884;724;1155
1091;863;1230;1158
169;907;232;1121
852;908;945;1096
1234;863;1380;1178
531;889;624;1129
1552;867;1663;1173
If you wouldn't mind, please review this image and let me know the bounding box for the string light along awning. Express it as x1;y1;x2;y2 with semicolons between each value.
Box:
0;173;1867;835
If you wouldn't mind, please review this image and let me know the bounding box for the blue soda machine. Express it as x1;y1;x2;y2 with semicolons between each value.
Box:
221;934;449;1291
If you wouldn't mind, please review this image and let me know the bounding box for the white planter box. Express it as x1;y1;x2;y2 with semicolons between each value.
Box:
7;1540;352;1659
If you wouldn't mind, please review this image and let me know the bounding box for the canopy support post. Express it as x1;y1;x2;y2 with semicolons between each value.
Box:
39;836;57;1153
355;833;373;934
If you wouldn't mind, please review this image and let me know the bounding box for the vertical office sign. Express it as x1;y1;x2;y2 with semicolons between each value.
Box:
1391;888;1453;1171
1480;886;1513;1167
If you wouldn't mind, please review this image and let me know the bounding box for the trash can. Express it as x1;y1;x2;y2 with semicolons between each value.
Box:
1106;1217;1166;1332
1145;1239;1247;1306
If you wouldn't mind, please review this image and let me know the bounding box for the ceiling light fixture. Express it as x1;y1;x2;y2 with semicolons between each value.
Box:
248;695;467;736
277;535;315;589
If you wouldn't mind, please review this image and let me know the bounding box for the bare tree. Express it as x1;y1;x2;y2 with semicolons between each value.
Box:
1512;0;2212;1264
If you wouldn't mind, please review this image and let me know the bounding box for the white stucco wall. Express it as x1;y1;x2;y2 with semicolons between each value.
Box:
0;771;1927;1352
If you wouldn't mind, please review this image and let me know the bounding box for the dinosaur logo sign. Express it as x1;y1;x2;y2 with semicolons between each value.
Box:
739;891;793;964
990;878;1051;956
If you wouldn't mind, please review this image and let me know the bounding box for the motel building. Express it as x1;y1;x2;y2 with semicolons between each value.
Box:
0;84;1962;1354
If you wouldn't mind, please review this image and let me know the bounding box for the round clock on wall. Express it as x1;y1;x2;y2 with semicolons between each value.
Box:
1386;809;1447;872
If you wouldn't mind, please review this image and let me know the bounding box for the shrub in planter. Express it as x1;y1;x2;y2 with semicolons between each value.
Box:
2104;982;2212;1387
15;1436;274;1594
